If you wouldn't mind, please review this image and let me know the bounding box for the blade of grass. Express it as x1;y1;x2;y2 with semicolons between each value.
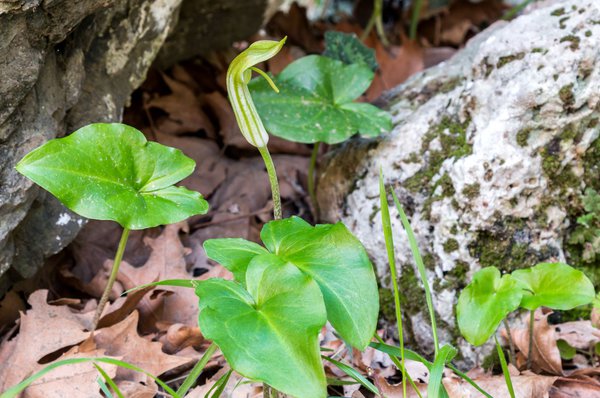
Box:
123;279;195;295
94;364;124;398
321;355;379;396
371;339;493;398
205;369;233;398
409;0;424;40
391;189;439;355
0;357;179;398
96;376;114;398
426;345;456;398
373;334;424;398
177;342;218;397
495;336;516;398
379;169;407;397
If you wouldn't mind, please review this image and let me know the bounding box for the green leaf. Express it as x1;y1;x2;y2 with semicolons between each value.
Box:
195;257;327;398
204;216;379;350
512;263;595;311
557;339;576;360
457;267;524;346
249;55;391;144
323;31;378;71
15;123;208;230
203;239;268;284
321;356;379;395
427;344;456;398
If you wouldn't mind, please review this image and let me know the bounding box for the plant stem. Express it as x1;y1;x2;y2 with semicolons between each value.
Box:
503;319;516;366
527;310;535;369
258;145;282;220
409;0;424;40
92;227;130;329
308;142;321;219
177;342;218;397
361;0;388;46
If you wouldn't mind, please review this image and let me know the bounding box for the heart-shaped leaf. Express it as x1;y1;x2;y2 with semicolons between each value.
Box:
204;216;379;349
457;267;524;346
512;263;595;311
15;123;208;230
203;239;267;283
323;31;378;71
249;55;391;144
195;254;327;398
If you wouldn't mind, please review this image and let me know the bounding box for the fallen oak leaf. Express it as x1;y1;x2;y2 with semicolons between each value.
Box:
0;290;92;391
443;373;559;398
555;321;600;350
512;310;563;375
93;311;191;388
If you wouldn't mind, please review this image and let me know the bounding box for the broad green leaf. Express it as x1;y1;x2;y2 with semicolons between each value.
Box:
512;262;595;311
457;267;524;346
427;344;456;398
15;123;208;230
204;216;379;350
195;257;327;398
249;55;391;144
323;31;378;71
203;239;268;283
557;339;576;360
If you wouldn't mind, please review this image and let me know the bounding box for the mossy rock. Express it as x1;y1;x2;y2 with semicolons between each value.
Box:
319;0;600;367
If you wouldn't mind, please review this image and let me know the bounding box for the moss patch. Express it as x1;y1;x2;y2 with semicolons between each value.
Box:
469;217;557;273
516;128;531;147
559;83;575;107
462;183;480;199
496;52;525;68
560;35;580;50
550;7;566;16
443;238;459;253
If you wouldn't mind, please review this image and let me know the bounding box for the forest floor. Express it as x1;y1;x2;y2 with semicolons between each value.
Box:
2;1;600;397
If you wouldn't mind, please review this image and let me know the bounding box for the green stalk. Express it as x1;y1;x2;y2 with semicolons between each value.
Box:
92;227;130;329
258;145;282;220
495;336;516;398
379;170;406;398
374;334;423;398
527;310;535;369
177;343;218;396
503;319;517;366
409;0;424;40
391;189;439;355
308;142;321;219
361;0;388;46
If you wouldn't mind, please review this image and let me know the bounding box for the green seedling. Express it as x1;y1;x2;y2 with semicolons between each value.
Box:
15;123;208;327
324;31;378;71
250;47;391;216
457;262;595;370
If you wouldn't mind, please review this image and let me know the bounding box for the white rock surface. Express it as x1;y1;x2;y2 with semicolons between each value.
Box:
320;0;600;365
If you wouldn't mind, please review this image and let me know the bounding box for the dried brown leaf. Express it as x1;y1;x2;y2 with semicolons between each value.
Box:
513;310;564;375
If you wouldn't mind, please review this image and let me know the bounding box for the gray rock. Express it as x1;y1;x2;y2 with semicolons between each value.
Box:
0;0;265;293
319;0;600;365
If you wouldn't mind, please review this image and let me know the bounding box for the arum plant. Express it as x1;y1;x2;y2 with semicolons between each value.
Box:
457;262;595;371
15;123;208;328
250;34;391;217
227;38;286;219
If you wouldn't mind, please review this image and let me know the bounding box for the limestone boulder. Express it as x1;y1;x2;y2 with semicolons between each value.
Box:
319;0;600;364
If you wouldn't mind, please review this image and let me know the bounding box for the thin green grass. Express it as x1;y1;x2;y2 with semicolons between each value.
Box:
94;364;124;398
379;169;407;397
322;355;379;395
176;343;218;397
496;336;516;398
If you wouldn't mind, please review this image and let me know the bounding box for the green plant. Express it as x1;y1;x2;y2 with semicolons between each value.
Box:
457;262;595;370
250;40;391;217
15;123;209;327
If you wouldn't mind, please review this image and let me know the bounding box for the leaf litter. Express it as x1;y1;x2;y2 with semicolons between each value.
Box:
2;2;600;397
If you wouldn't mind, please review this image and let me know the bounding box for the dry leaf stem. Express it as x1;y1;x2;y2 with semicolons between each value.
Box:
92;227;130;330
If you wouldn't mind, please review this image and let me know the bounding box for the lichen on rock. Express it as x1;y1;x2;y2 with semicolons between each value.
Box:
319;0;600;365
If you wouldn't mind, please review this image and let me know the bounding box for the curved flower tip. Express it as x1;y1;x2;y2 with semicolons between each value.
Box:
226;37;287;148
